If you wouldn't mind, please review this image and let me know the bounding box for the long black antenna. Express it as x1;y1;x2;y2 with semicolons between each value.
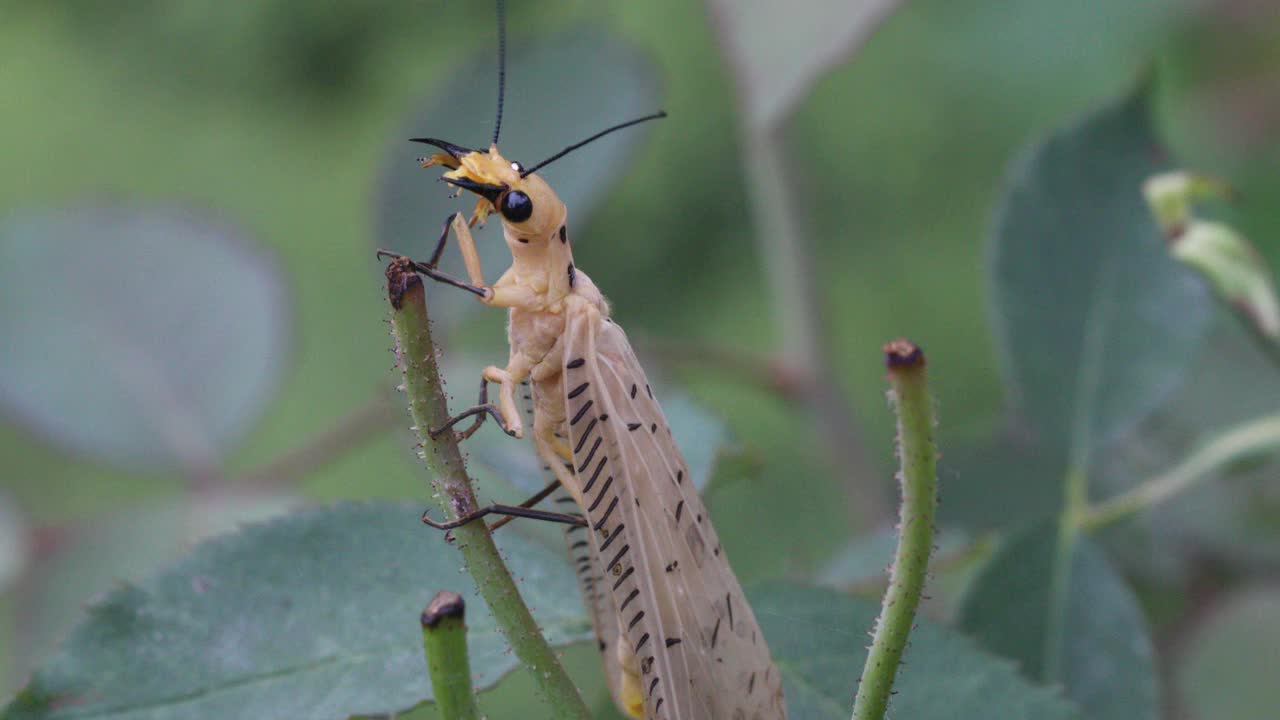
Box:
492;0;507;146
520;111;667;177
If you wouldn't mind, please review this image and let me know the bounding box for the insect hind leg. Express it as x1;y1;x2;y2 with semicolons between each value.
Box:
430;376;519;440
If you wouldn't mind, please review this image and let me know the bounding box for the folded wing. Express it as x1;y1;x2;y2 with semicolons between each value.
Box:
561;297;786;720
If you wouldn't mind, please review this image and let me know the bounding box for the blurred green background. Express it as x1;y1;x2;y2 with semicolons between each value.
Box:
2;0;1279;717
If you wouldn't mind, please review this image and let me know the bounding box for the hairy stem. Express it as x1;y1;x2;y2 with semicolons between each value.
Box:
386;259;592;720
851;340;938;720
421;591;482;720
1079;413;1280;532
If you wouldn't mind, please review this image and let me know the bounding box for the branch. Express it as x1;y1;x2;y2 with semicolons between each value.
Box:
851;340;938;720
1079;413;1280;532
385;259;592;720
421;591;482;720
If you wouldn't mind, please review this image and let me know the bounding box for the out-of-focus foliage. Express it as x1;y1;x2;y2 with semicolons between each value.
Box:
988;85;1210;467
754;584;1084;720
959;524;1158;720
4;503;589;720
0;208;289;471
2;0;1280;718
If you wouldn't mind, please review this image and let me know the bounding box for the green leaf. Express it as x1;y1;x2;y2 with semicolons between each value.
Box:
957;523;1158;720
989;84;1211;466
1171;220;1280;342
374;29;659;333
0;207;289;471
1177;587;1280;720
705;0;906;130
3;502;591;720
751;583;1083;720
938;430;1068;530
13;491;299;686
1095;311;1280;579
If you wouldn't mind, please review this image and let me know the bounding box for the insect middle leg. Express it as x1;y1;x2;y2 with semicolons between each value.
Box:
421;479;585;531
531;404;585;507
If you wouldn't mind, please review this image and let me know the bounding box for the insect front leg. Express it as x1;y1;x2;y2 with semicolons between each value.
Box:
376;212;491;300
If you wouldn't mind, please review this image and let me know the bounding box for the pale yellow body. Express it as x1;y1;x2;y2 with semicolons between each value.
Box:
417;145;785;720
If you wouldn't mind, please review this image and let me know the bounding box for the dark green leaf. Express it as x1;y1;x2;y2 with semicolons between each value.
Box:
1096;310;1280;580
751;583;1083;720
938;429;1069;530
374;29;659;333
13;492;299;687
3;502;590;720
0;207;288;470
989;84;1211;465
1177;587;1280;720
957;523;1158;720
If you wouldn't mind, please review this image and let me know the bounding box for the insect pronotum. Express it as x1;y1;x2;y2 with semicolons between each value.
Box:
380;5;786;718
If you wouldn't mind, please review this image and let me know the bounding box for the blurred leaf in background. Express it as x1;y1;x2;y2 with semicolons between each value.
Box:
0;207;289;474
3;503;589;720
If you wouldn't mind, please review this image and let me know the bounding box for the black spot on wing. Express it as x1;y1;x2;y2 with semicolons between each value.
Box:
573;418;598;452
570;400;593;425
593;496;620;530
612;565;634;590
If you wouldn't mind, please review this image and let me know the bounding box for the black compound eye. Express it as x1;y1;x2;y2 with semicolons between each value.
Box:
499;190;533;222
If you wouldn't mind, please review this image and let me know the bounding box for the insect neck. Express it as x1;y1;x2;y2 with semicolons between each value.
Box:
504;213;574;304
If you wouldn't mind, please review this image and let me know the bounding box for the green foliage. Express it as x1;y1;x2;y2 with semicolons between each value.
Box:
988;83;1211;468
706;0;902;130
753;584;1084;719
0;208;288;470
2;503;590;720
1177;587;1280;720
958;523;1158;720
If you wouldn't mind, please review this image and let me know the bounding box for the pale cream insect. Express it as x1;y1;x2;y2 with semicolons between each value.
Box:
378;44;792;706
388;140;787;720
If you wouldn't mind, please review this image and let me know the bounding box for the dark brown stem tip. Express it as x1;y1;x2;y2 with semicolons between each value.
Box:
421;590;466;628
883;339;925;370
385;256;424;310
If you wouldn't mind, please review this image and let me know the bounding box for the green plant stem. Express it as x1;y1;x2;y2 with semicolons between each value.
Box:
421;591;482;720
739;125;887;527
385;260;592;720
1078;413;1280;532
851;340;938;720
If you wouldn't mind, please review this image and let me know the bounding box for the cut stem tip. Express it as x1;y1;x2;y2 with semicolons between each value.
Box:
883;338;925;370
422;591;467;629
